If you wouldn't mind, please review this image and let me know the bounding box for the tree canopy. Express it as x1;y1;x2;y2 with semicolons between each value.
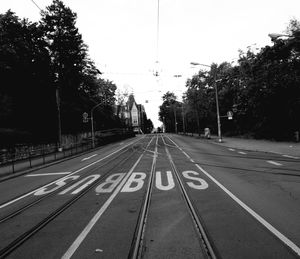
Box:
0;1;122;146
159;19;300;140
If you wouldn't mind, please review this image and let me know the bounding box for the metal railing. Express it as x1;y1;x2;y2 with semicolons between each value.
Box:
0;128;134;177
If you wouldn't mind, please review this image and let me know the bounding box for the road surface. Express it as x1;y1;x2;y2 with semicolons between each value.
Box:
0;134;299;258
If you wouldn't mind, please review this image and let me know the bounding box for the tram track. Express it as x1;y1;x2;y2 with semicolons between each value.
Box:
0;136;148;214
128;135;219;259
163;136;218;259
128;136;158;258
0;143;137;224
0;136;153;258
0;136;145;211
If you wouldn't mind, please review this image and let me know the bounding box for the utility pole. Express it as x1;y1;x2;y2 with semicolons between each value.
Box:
213;71;222;142
182;103;185;134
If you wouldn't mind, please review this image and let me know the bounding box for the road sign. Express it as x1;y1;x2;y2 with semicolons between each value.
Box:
83;112;89;123
227;111;233;120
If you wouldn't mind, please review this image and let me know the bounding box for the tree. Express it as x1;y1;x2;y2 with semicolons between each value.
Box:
182;19;300;140
40;0;102;134
0;10;56;143
159;92;183;133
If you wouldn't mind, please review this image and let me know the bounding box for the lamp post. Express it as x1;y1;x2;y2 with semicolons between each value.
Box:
190;62;222;142
55;87;62;151
90;103;102;148
181;103;185;134
174;105;178;134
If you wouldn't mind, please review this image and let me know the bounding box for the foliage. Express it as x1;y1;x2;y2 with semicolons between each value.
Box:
159;19;300;140
0;1;127;146
159;91;185;133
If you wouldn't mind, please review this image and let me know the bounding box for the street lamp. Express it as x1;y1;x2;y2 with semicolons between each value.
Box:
90;103;102;148
190;62;222;142
166;102;178;134
181;102;185;134
268;33;292;41
55;88;62;151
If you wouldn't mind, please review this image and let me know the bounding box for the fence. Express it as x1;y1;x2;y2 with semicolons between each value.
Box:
0;128;134;177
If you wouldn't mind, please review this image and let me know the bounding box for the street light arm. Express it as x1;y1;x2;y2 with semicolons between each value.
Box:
91;103;102;113
268;33;294;41
190;62;211;68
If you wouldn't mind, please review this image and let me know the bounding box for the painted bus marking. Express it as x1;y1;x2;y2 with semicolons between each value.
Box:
33;170;208;196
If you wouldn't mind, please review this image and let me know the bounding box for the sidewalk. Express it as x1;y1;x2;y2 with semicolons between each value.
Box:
210;136;300;158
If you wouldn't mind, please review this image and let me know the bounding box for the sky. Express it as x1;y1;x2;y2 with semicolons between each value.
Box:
1;0;300;127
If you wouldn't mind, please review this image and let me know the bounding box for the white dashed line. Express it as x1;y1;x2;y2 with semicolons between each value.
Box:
166;136;300;256
238;151;247;155
81;154;98;161
267;160;282;166
228;148;235;151
282;155;299;159
25;172;70;177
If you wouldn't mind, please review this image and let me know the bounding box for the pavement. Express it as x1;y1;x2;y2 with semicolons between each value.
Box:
209;135;300;158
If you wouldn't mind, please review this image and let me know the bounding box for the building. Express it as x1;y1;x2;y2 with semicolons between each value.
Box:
116;94;146;133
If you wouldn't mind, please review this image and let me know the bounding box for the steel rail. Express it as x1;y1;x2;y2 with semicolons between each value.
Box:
0;137;153;258
0;136;146;210
163;136;219;259
128;135;158;258
0;142;140;224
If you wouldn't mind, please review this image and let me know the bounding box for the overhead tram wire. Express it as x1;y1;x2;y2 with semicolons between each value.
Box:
153;0;160;77
30;0;42;11
156;0;160;64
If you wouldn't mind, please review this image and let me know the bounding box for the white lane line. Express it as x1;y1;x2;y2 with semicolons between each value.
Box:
0;138;143;209
81;154;98;161
238;151;247;155
61;137;155;259
25;172;70;177
166;136;300;256
267;160;282;166
283;155;299;159
228;148;235;151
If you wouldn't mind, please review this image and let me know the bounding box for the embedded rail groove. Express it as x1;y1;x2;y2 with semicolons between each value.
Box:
0;138;151;258
163;136;218;259
0;145;138;225
128;136;158;258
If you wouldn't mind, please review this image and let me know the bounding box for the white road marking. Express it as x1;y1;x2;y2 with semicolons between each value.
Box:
25;172;70;177
59;175;100;195
34;176;79;196
182;171;208;190
81;154;98;161
61;138;154;259
0;138;143;209
238;151;247;155
283;155;299;159
121;172;146;192
95;173;125;193
155;171;175;191
166;136;300;256
267;160;282;166
228;148;235;151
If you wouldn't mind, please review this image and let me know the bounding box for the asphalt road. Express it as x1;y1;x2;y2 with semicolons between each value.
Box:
0;134;299;258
